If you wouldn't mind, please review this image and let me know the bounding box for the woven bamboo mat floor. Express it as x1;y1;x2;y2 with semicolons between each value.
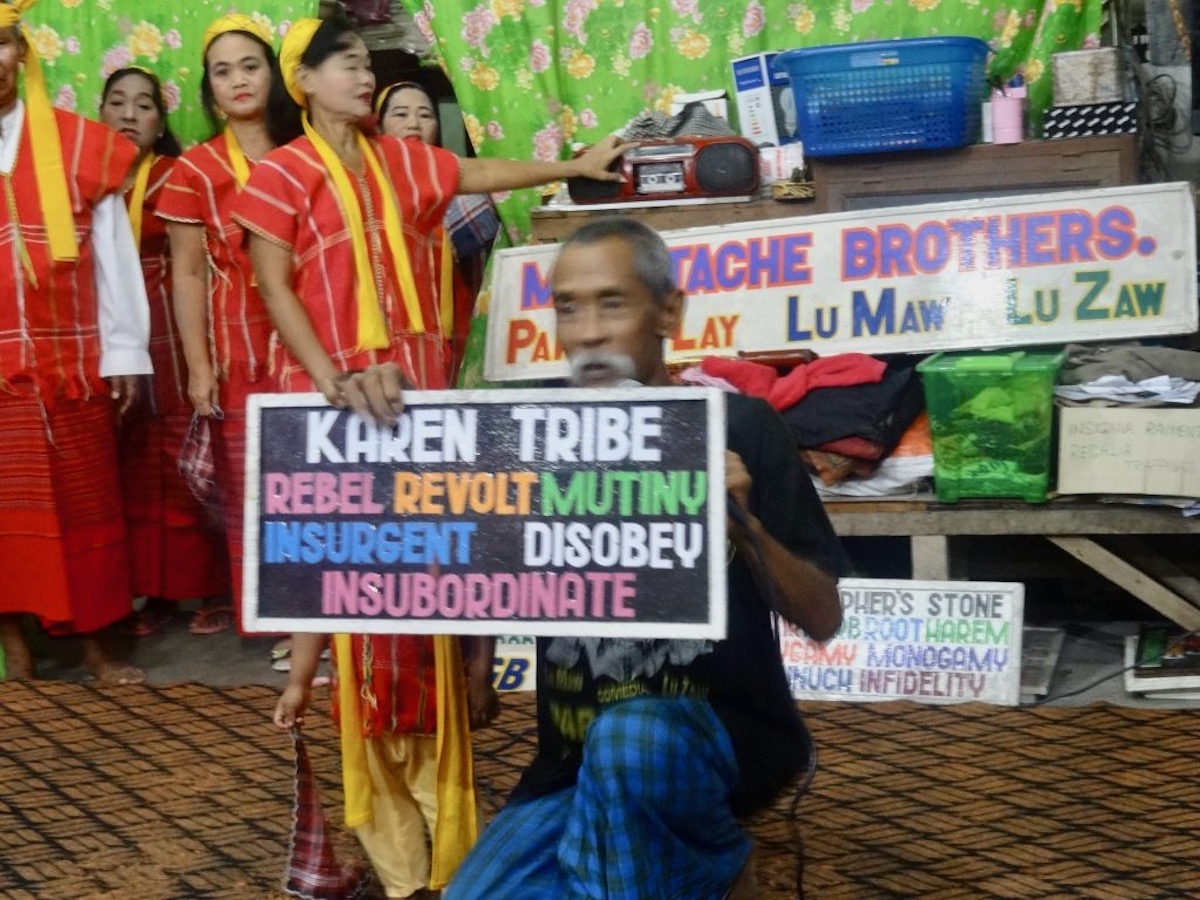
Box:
2;682;1199;899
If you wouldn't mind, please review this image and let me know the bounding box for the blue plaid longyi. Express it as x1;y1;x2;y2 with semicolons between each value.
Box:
446;696;749;899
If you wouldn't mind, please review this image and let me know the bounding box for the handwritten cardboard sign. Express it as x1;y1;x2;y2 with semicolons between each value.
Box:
1057;407;1200;498
486;182;1197;381
780;578;1025;706
243;388;727;638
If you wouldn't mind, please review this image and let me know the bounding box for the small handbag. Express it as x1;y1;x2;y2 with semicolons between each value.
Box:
177;411;224;524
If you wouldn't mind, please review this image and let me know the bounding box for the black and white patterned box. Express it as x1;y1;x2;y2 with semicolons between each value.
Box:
1043;102;1138;139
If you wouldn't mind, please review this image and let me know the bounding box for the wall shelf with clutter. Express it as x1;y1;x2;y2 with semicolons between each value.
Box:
524;135;1200;632
518;24;1200;633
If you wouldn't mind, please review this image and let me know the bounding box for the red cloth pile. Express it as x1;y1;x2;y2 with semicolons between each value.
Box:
700;354;886;411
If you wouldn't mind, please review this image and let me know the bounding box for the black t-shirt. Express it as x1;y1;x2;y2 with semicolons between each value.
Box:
510;392;848;815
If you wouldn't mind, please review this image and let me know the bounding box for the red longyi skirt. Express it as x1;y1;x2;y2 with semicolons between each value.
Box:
0;390;133;634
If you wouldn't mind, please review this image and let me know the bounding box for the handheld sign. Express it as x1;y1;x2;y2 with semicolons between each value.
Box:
243;388;727;638
780;578;1025;706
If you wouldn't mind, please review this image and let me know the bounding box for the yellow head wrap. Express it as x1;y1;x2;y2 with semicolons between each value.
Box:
0;0;77;261
279;17;321;108
373;80;427;117
202;13;273;57
279;19;427;347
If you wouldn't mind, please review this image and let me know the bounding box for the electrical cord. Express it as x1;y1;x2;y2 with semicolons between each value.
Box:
1028;628;1199;707
1125;42;1193;182
1026;661;1138;706
1144;71;1192;154
726;495;792;647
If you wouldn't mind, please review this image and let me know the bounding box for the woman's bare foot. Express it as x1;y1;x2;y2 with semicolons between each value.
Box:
0;615;34;679
81;635;146;685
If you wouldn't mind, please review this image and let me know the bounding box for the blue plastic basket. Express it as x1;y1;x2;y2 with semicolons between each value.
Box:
774;37;991;157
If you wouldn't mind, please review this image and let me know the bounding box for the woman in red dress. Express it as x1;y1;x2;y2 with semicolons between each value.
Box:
100;67;231;636
0;7;148;682
155;14;297;635
240;13;631;895
375;80;502;383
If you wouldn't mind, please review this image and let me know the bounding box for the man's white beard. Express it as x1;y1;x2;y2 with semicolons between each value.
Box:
568;350;638;386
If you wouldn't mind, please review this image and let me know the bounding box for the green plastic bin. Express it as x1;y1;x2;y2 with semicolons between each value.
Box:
916;349;1065;503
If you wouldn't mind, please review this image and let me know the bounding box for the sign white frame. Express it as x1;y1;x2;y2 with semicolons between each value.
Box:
243;387;728;638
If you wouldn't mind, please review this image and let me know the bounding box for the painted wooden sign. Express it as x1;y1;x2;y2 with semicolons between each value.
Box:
780;578;1025;706
486;182;1197;381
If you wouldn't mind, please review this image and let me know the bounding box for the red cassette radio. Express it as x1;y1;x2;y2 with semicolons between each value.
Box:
568;136;760;204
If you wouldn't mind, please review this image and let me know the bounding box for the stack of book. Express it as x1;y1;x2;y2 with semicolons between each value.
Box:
1019;626;1066;704
1124;624;1200;699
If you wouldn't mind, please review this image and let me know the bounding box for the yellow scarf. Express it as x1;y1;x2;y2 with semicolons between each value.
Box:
0;0;76;261
125;153;154;248
333;634;477;889
374;80;453;342
438;227;454;338
332;634;372;829
280;17;426;349
224;126;252;188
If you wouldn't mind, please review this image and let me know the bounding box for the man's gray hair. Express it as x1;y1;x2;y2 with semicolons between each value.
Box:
556;217;677;304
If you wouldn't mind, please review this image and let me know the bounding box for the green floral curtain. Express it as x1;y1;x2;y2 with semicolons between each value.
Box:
403;0;1103;245
24;0;316;148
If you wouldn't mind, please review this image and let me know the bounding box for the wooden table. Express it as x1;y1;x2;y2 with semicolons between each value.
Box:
824;499;1200;629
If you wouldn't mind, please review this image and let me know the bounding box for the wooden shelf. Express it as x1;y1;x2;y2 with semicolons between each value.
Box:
528;196;809;243
812;135;1138;213
825;500;1200;630
529;135;1139;242
526;134;1200;629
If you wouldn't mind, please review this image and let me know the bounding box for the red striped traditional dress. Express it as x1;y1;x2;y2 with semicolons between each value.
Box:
0;109;140;634
155;134;274;618
232;134;458;393
233;133;460;736
119;154;230;600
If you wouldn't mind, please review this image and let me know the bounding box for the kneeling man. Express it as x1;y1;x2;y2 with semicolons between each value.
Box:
344;217;848;899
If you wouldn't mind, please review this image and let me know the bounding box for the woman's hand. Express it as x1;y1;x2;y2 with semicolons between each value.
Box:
466;670;501;729
571;134;638;182
187;365;220;417
316;371;351;408
106;375;139;419
341;363;409;428
273;682;312;730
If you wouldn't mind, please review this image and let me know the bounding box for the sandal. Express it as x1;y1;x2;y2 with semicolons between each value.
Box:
270;638;292;662
269;639;330;671
188;604;234;635
122;601;175;637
